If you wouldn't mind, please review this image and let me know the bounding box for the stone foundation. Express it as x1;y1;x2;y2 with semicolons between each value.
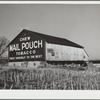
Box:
9;61;43;68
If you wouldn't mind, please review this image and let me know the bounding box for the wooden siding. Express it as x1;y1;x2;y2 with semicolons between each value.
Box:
8;31;45;62
46;42;88;61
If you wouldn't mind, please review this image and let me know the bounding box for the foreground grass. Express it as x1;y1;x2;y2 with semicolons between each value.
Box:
0;64;100;90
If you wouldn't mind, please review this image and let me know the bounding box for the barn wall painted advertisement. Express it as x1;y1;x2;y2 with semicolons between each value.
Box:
8;30;45;62
8;29;89;68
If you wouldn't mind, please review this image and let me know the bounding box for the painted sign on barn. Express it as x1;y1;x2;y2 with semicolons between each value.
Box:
9;31;45;62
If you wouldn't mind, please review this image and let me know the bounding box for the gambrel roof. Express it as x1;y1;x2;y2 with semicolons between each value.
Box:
8;29;84;48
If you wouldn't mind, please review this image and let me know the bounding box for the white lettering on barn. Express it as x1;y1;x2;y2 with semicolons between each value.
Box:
20;37;30;41
38;40;43;48
9;40;43;51
22;40;43;50
9;55;43;60
10;44;20;51
16;50;36;56
9;38;44;60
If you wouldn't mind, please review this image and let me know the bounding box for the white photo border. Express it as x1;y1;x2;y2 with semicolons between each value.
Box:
0;1;100;99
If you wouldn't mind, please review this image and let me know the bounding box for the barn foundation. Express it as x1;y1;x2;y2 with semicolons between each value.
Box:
9;61;43;68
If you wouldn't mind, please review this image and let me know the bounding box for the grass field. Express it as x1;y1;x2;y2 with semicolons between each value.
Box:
0;63;100;90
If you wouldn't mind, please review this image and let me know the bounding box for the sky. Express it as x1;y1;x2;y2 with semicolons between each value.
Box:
0;4;100;60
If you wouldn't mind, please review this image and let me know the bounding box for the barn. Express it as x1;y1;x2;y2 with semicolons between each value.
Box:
7;29;89;68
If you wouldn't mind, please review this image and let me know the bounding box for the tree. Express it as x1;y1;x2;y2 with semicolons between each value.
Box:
0;36;9;58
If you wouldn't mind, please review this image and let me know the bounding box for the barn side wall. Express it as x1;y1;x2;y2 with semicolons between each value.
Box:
46;42;88;61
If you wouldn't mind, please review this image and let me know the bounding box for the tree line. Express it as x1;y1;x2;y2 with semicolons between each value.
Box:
0;36;9;64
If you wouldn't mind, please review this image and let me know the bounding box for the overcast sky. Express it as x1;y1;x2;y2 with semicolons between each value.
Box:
0;4;100;60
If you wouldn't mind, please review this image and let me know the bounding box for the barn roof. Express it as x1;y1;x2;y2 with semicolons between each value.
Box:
24;29;83;48
8;29;84;48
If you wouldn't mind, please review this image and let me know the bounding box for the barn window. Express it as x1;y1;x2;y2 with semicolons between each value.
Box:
47;48;55;56
51;52;55;56
47;48;53;53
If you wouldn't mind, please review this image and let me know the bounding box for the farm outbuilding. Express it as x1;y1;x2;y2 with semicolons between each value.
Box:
8;29;89;68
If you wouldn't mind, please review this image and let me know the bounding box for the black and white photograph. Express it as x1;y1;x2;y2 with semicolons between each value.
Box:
0;2;100;92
